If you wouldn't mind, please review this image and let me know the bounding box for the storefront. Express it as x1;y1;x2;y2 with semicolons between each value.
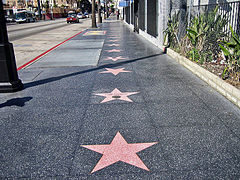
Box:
122;0;168;49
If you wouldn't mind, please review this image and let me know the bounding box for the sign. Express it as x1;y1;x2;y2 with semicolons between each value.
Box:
119;1;129;7
119;0;133;7
83;31;106;36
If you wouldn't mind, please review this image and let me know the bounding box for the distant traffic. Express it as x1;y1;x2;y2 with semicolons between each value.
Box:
5;9;90;24
66;11;89;23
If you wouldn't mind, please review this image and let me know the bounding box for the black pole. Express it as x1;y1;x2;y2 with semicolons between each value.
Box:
37;0;42;20
0;0;23;92
92;0;97;28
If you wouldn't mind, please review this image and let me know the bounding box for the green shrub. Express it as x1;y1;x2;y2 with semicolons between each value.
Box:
219;26;240;81
186;6;227;62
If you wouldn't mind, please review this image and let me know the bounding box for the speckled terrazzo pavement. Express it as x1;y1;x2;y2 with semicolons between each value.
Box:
0;18;240;179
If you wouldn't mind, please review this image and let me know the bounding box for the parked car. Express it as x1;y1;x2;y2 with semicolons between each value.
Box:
66;14;79;23
5;15;15;23
15;10;36;23
84;12;89;18
77;13;84;19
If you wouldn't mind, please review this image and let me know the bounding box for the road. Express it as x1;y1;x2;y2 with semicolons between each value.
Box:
7;18;90;41
9;18;92;68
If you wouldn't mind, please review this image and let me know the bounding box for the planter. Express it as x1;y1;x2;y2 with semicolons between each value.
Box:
167;48;240;108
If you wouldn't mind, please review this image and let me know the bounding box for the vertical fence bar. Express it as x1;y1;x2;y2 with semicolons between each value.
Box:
231;2;234;32
237;2;240;36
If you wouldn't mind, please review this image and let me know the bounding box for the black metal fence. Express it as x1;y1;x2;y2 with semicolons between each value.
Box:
170;1;240;37
189;2;240;36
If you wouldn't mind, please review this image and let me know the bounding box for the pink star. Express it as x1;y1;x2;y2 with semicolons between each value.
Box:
94;88;139;103
81;132;157;173
104;56;127;61
99;68;131;76
105;49;122;53
108;40;119;42
106;44;120;47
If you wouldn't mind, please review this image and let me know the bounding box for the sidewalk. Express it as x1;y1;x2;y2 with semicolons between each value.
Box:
0;18;240;179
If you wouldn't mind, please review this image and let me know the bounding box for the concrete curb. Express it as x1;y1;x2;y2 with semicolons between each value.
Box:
167;48;240;108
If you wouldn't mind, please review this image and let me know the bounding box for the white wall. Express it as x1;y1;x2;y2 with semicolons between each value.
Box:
188;0;239;6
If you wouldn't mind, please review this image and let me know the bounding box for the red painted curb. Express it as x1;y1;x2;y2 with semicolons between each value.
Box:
17;30;84;71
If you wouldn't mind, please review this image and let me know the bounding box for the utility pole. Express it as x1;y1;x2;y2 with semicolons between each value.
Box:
37;0;41;20
0;0;23;92
92;0;97;28
97;0;102;23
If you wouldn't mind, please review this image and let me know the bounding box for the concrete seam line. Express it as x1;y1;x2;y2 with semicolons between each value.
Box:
17;29;87;71
167;48;240;108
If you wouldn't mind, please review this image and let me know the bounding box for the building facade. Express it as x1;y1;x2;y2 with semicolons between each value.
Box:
3;0;76;13
122;0;169;49
122;0;240;49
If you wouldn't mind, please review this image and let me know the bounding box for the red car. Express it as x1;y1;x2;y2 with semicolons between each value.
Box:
66;14;79;23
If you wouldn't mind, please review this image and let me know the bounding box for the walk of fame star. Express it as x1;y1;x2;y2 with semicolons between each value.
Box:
104;56;127;61
106;44;120;47
105;49;122;53
94;88;139;103
81;132;157;173
99;68;131;76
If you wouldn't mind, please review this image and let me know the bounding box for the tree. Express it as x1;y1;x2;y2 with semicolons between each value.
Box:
78;0;91;12
92;0;97;28
97;0;102;23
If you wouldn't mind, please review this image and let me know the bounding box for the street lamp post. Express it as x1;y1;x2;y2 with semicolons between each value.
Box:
0;0;23;92
92;0;97;28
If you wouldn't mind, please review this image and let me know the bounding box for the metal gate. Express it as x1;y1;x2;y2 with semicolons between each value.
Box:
125;6;130;24
134;0;139;32
139;0;145;31
147;0;157;37
131;3;134;24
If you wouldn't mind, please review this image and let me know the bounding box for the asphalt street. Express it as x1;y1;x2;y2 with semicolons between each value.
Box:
11;18;92;68
0;19;240;179
7;18;65;32
7;18;89;41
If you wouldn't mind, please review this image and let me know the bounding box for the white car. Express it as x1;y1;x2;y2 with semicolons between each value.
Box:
84;12;89;18
77;13;84;19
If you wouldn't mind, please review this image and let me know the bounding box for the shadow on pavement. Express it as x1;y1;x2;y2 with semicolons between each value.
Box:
24;53;164;89
0;97;33;108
